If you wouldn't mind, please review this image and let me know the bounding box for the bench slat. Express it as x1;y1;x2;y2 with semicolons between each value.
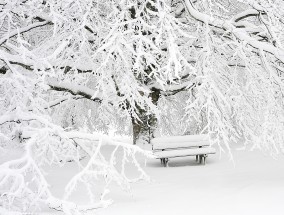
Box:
153;140;210;150
154;147;216;159
151;134;208;145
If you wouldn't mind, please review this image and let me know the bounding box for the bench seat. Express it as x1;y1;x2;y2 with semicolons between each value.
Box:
154;147;216;159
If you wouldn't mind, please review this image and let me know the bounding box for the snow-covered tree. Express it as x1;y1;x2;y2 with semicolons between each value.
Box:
0;0;195;144
1;0;284;213
179;0;284;156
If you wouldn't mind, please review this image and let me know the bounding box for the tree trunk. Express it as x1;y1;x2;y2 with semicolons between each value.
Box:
131;88;160;144
131;113;158;145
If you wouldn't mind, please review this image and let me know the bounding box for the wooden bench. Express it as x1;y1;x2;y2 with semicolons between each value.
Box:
151;134;216;167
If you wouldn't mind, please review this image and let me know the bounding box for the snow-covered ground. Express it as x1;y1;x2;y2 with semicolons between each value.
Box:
1;142;284;215
41;142;284;215
95;144;284;215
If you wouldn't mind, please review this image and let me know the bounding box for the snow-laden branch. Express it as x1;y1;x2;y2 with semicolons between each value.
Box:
0;113;153;213
0;108;50;126
232;9;261;22
46;78;102;102
182;0;284;63
149;79;195;94
64;130;153;157
46;95;83;108
0;135;110;213
47;197;112;213
232;20;265;35
0;50;34;68
27;95;83;112
0;21;52;46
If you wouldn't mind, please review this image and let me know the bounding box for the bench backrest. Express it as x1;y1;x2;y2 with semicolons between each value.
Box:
152;134;209;151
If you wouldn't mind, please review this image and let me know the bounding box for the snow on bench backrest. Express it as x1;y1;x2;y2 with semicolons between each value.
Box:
152;134;210;150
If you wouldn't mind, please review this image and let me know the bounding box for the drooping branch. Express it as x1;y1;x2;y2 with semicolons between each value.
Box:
182;0;284;63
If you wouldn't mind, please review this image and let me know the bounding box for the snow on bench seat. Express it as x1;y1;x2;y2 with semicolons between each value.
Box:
154;147;216;159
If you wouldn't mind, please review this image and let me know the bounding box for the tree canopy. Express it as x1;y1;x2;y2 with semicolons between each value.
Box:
0;0;284;213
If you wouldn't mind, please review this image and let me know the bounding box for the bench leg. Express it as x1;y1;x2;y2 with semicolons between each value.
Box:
161;158;168;167
203;154;208;165
165;158;169;167
196;155;198;162
199;155;202;164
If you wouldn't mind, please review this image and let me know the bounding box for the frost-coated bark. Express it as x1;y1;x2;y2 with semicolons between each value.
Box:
1;0;284;213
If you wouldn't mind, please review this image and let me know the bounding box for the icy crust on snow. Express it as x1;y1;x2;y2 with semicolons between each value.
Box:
154;147;216;159
152;134;209;150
